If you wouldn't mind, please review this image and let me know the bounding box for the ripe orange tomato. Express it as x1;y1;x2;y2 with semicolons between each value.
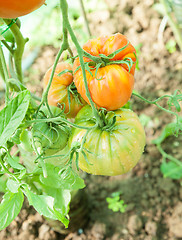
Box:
0;0;45;18
73;33;136;111
43;62;86;118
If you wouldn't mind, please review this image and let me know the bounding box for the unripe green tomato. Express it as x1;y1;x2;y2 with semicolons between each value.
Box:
69;105;146;176
32;106;70;156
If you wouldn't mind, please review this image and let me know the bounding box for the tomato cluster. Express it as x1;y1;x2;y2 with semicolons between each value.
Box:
42;33;146;176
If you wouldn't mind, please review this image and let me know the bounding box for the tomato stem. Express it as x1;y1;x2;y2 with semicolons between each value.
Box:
60;0;104;127
3;18;28;83
79;0;92;37
0;43;10;103
160;0;182;51
132;90;181;124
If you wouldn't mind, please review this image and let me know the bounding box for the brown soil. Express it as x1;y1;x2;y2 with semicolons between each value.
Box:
1;0;182;239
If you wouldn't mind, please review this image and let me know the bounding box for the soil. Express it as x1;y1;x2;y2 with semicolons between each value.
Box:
1;0;182;239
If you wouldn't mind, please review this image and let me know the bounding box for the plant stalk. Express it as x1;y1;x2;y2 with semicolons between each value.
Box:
60;0;103;127
160;0;182;51
3;19;28;83
0;43;10;103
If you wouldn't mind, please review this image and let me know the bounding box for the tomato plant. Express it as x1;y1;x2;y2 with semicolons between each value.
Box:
1;0;181;233
0;0;45;18
73;33;136;110
69;105;146;176
43;62;86;118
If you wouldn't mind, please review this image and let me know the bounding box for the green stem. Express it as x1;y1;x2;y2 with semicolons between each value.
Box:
39;10;70;117
60;0;103;127
3;19;28;83
0;43;10;103
79;0;92;37
160;0;182;51
0;154;19;183
132;91;179;119
1;40;14;54
23;117;95;130
157;144;182;166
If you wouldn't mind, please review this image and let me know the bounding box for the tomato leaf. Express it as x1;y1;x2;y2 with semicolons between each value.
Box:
7;155;25;170
0;90;30;147
6;179;20;193
0;190;24;231
160;161;182;179
40;163;85;190
24;187;57;220
25;187;69;227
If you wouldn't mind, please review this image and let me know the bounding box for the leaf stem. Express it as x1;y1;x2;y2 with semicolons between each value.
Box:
79;0;92;37
0;43;10;103
156;144;182;166
160;0;182;51
132;91;179;119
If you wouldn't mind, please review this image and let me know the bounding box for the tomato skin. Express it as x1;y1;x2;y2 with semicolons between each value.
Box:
73;33;136;111
43;62;86;118
0;0;45;18
69;105;145;176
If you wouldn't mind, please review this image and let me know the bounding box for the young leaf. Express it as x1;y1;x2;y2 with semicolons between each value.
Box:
25;187;69;227
25;187;57;220
42;186;71;227
0;190;24;231
160;161;182;179
6;179;20;193
0;90;30;147
7;155;25;170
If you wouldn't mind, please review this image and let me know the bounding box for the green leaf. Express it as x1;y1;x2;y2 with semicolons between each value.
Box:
160;161;182;179
0;175;7;193
42;187;70;227
59;167;85;190
6;179;20;193
0;90;31;147
25;187;57;220
39;164;61;188
40;163;85;190
25;187;69;227
7;156;25;170
0;190;24;230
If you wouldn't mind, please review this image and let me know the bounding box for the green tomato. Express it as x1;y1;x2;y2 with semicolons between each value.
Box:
69;105;146;176
32;106;70;156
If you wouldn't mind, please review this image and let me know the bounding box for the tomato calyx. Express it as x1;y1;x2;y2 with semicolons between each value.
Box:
80;40;136;73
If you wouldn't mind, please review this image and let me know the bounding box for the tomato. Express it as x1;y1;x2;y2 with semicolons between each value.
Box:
43;62;86;118
0;0;45;18
69;105;145;176
73;33;136;111
32;106;70;156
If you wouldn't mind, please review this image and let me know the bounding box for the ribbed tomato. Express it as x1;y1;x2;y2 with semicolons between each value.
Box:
69;105;145;176
0;0;45;18
73;33;136;111
43;62;86;118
